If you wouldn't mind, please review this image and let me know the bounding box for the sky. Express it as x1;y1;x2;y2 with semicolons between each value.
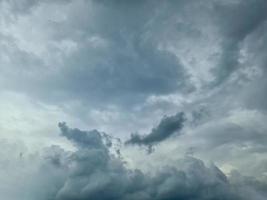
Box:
0;0;267;199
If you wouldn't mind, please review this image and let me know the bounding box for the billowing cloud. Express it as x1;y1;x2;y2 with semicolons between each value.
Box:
52;124;267;200
1;0;267;199
58;122;106;149
2;124;267;200
126;112;186;147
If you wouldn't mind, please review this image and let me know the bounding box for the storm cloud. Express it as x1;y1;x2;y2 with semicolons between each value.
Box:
2;124;266;200
52;124;267;200
1;0;267;199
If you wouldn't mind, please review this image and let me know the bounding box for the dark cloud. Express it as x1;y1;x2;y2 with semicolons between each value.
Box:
58;122;106;149
0;0;72;14
125;112;186;147
1;124;267;200
214;0;267;40
237;21;267;112
211;0;267;86
54;43;192;106
1;0;267;110
1;0;196;107
192;119;267;154
1;0;267;199
38;124;267;199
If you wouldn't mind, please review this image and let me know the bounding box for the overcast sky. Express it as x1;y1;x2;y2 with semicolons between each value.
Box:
1;0;267;199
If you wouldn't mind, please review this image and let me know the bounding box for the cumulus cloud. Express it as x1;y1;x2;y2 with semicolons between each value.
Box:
58;122;106;149
125;112;186;148
53;124;267;200
2;123;266;200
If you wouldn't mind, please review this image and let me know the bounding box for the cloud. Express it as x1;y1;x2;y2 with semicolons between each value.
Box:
54;124;267;200
1;0;267;199
1;0;267;111
210;0;267;86
125;112;186;147
2;123;266;200
2;0;267;115
14;124;266;200
58;122;106;149
0;0;194;108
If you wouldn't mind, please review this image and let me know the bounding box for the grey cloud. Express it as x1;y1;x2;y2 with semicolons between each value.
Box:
1;0;267;109
190;106;210;126
1;124;267;200
126;112;186;147
54;43;192;106
0;0;72;14
58;122;106;149
45;124;267;199
229;170;267;200
214;0;267;40
1;1;267;199
1;0;197;107
199;121;267;151
244;77;267;112
181;112;267;176
237;22;267;112
210;0;267;86
58;122;121;154
184;115;267;164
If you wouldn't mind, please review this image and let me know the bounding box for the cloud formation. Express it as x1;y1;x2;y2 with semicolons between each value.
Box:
2;123;266;200
126;112;186;147
1;0;267;108
1;0;267;199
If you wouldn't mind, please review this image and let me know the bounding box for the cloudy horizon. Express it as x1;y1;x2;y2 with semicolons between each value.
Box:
1;0;267;199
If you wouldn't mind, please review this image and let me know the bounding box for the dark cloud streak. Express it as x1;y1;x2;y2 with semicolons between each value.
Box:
125;112;186;147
